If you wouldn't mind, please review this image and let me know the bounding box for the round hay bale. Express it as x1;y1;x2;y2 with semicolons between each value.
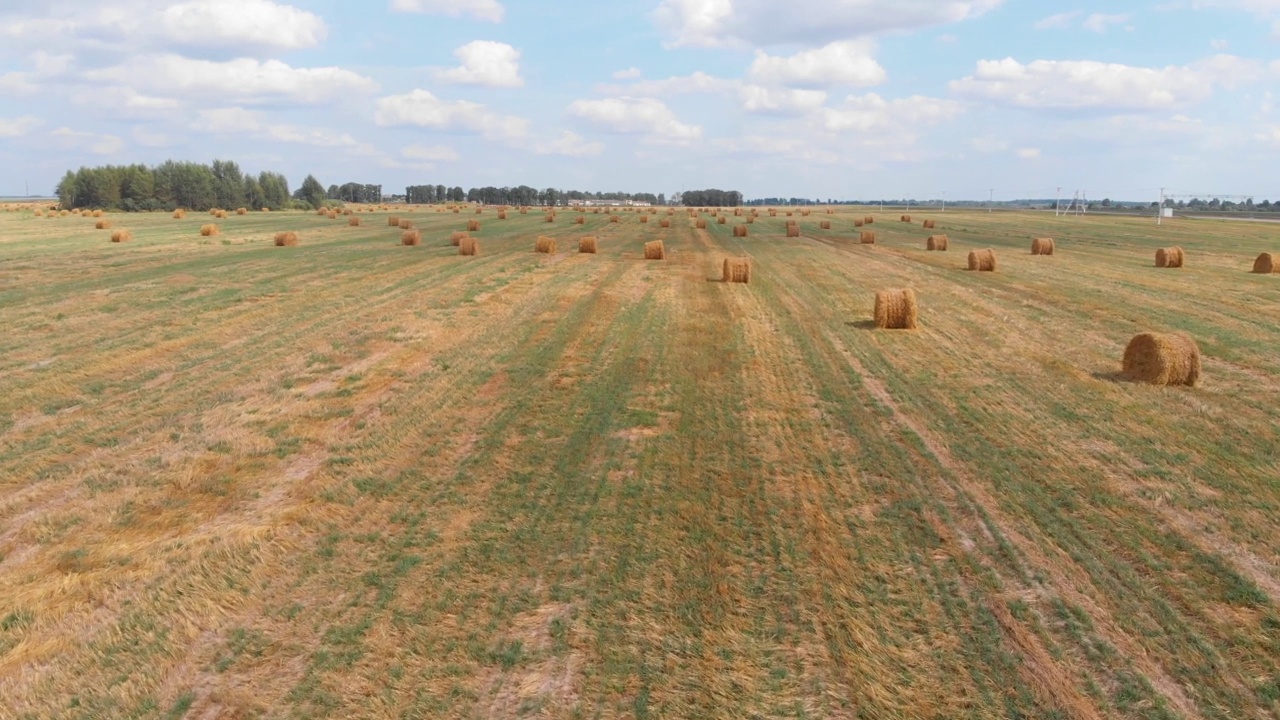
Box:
926;234;949;251
459;237;479;256
401;230;421;246
80;210;92;217
450;231;468;246
579;236;598;254
923;219;936;229
610;215;620;223
746;216;755;224
574;216;585;225
536;236;556;254
722;257;751;283
639;215;649;224
1122;332;1201;386
1031;237;1056;255
786;211;794;217
901;215;911;222
968;248;997;271
695;218;707;229
498;211;507;220
659;219;671;228
467;220;481;232
95;220;113;230
854;219;864;228
236;208;247;215
733;224;748;237
398;219;413;230
388;216;400;227
768;209;777;217
200;224;220;237
216;210;228;219
545;214;556;223
644;240;665;260
864;216;875;225
1252;252;1277;274
476;208;483;214
820;220;831;230
326;211;338;220
273;231;298;246
1155;247;1185;268
172;209;187;219
859;230;877;244
717;216;727;224
786;224;801;238
348;216;361;227
520;207;529;214
91;210;104;218
261;207;271;212
874;288;919;330
110;230;132;243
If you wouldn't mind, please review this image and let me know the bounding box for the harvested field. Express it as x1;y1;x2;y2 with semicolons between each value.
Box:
0;208;1278;719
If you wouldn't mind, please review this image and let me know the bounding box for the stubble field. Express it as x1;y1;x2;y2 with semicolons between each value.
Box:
0;205;1278;719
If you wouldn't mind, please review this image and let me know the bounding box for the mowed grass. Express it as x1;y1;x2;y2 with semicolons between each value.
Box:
0;204;1278;719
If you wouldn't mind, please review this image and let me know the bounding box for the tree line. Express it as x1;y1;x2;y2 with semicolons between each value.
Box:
677;189;743;207
403;185;666;207
55;160;335;212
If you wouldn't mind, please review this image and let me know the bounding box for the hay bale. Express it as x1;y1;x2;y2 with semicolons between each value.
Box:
717;216;727;224
786;211;794;217
450;231;468;246
475;208;483;214
520;207;528;214
326;211;338;220
401;230;421;246
660;219;671;228
348;216;361;227
1122;332;1201;386
923;219;936;229
610;215;620;224
498;211;507;220
388;216;401;227
236;208;247;215
801;209;811;217
1031;237;1056;255
80;210;92;217
59;210;70;217
968;248;997;271
640;215;649;224
459;237;478;256
768;209;777;217
95;220;113;229
746;216;755;224
574;216;585;225
92;210;104;218
733;224;748;237
1252;252;1277;274
1156;247;1185;268
274;231;299;246
696;218;707;229
200;224;220;237
536;236;557;254
579;236;598;254
32;210;42;216
874;288;919;330
786;224;801;238
901;215;911;222
110;230;132;243
172;210;186;220
926;234;949;251
261;207;271;212
398;219;413;230
545;214;556;223
644;240;665;260
860;231;877;244
820;220;831;230
467;220;481;232
216;210;228;219
854;219;864;227
342;209;353;216
722;257;751;283
864;216;874;224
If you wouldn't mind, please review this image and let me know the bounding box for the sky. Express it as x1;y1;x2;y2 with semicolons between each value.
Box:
1;0;1279;202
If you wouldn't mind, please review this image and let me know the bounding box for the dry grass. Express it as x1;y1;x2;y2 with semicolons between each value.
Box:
927;234;949;251
458;235;478;255
273;231;299;247
200;224;219;237
536;236;557;254
1156;247;1185;268
722;257;751;283
579;236;598;254
860;230;877;244
1032;238;1056;256
401;230;421;246
874;288;919;330
109;230;132;243
968;248;998;271
1121;332;1201;386
1253;252;1276;274
644;239;665;260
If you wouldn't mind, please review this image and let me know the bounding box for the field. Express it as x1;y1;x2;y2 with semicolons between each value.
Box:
1;205;1278;719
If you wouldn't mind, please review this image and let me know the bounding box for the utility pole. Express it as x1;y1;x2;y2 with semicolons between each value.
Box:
1055;187;1061;217
942;191;946;213
1157;187;1165;226
989;188;994;213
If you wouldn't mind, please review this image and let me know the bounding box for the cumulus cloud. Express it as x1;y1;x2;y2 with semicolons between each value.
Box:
567;97;702;144
390;0;504;22
433;41;523;87
534;131;605;157
948;57;1256;111
1016;147;1041;158
596;71;736;97
0;72;38;95
50;127;122;154
612;67;642;80
192;107;379;154
374;89;529;140
653;0;1003;48
1034;11;1080;29
159;0;326;50
0;116;43;138
1082;13;1131;32
401;144;460;163
819;93;961;133
747;40;886;87
86;55;376;105
739;85;829;115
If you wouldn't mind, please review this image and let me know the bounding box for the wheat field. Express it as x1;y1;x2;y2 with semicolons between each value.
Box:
1;206;1278;718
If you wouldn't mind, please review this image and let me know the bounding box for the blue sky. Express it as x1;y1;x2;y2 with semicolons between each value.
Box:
1;0;1278;201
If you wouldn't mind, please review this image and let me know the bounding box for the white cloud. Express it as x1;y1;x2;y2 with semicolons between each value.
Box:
653;0;1003;48
131;126;172;147
948;57;1254;111
374;89;529;140
567;97;702;144
747;40;886;87
1016;147;1041;158
0;72;38;95
739;85;829;115
1210;38;1230;49
0;116;42;138
1258;125;1280;146
192;107;379;154
1082;13;1131;32
819;93;961;133
433;41;523;87
86;55;376;105
970;136;1009;152
159;0;326;50
612;67;642;80
390;0;504;22
50;127;122;154
1034;11;1081;29
534;131;605;157
402;144;460;163
596;71;736;97
76;87;181;118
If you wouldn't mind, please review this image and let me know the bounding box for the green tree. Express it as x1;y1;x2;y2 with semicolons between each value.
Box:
299;174;326;209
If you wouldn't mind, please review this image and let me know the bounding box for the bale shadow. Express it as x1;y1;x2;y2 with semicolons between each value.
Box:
845;320;879;330
1092;371;1129;384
